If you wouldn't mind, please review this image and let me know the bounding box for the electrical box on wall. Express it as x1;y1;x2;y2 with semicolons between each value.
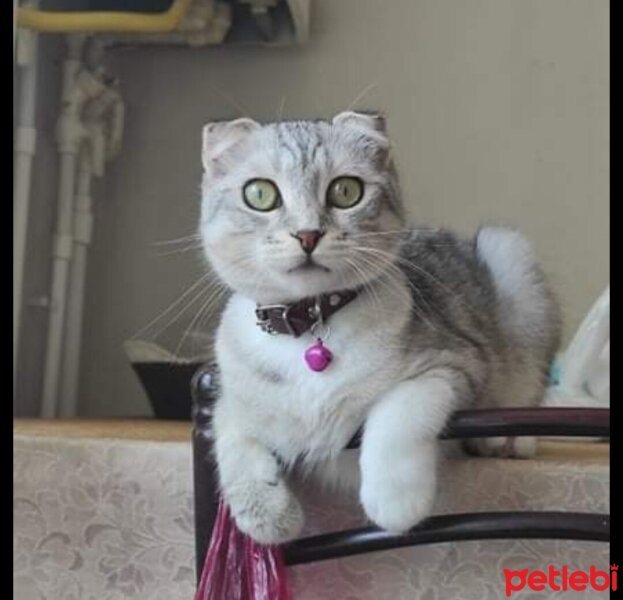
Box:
227;0;310;45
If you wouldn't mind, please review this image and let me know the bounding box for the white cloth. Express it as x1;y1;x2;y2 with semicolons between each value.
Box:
14;422;609;600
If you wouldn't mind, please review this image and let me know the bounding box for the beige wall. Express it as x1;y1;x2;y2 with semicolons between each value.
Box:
79;0;609;416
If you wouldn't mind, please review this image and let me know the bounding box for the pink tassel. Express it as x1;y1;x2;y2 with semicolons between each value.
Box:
195;500;293;600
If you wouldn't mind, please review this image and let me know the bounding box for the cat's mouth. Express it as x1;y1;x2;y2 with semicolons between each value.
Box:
287;257;331;274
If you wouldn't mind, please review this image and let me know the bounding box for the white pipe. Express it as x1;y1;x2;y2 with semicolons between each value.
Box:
58;158;92;416
40;152;78;418
59;83;124;416
41;36;107;417
13;0;17;62
13;25;38;382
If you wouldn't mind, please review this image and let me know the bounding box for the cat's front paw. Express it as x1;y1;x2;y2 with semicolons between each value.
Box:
360;461;436;534
225;478;304;545
463;436;537;459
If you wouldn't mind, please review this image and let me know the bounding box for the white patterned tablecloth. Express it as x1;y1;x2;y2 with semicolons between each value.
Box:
14;420;609;600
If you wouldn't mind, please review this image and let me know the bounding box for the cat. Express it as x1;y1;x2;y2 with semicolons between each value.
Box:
198;111;561;544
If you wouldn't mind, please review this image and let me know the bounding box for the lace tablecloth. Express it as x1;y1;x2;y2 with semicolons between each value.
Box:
14;420;609;600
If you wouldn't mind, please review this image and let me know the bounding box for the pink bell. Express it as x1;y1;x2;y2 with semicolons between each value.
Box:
304;339;333;372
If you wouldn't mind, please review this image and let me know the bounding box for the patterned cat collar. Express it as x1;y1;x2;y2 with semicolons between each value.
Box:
255;290;359;338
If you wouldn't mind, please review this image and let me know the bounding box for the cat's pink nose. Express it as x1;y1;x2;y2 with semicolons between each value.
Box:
293;230;325;254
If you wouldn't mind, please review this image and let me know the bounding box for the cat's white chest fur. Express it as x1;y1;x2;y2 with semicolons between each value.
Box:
216;283;412;464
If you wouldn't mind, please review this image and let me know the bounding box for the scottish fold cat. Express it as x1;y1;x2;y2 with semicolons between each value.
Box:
198;111;561;544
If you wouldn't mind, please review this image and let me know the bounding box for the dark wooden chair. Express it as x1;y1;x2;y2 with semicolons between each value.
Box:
191;365;610;580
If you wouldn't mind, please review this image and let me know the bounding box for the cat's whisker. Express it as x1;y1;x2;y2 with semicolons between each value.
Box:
276;96;287;121
361;257;437;331
357;244;480;319
346;253;412;321
152;244;204;258
345;81;379;112
196;286;229;333
130;272;213;341
350;230;457;247
178;282;231;356
354;261;403;320
360;249;437;314
174;285;223;356
348;228;411;238
149;232;205;257
146;276;226;342
208;84;251;118
354;249;439;332
343;257;385;317
151;233;202;246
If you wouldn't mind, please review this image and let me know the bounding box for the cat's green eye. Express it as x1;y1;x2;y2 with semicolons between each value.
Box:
243;179;281;211
327;176;364;209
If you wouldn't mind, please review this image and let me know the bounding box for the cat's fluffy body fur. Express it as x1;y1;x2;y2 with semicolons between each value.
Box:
199;112;561;544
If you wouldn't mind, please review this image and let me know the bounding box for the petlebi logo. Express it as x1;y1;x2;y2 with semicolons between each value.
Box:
504;564;617;596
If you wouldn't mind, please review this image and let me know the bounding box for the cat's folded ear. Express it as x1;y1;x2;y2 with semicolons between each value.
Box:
331;110;390;155
332;111;390;165
332;111;388;143
332;110;386;130
202;118;260;174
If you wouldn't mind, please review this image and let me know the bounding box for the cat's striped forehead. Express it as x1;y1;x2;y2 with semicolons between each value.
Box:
270;121;330;171
256;118;387;173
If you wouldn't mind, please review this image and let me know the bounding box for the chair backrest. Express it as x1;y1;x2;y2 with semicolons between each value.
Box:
190;365;610;579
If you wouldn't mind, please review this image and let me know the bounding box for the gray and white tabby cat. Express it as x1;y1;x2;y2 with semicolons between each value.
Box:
199;111;561;544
